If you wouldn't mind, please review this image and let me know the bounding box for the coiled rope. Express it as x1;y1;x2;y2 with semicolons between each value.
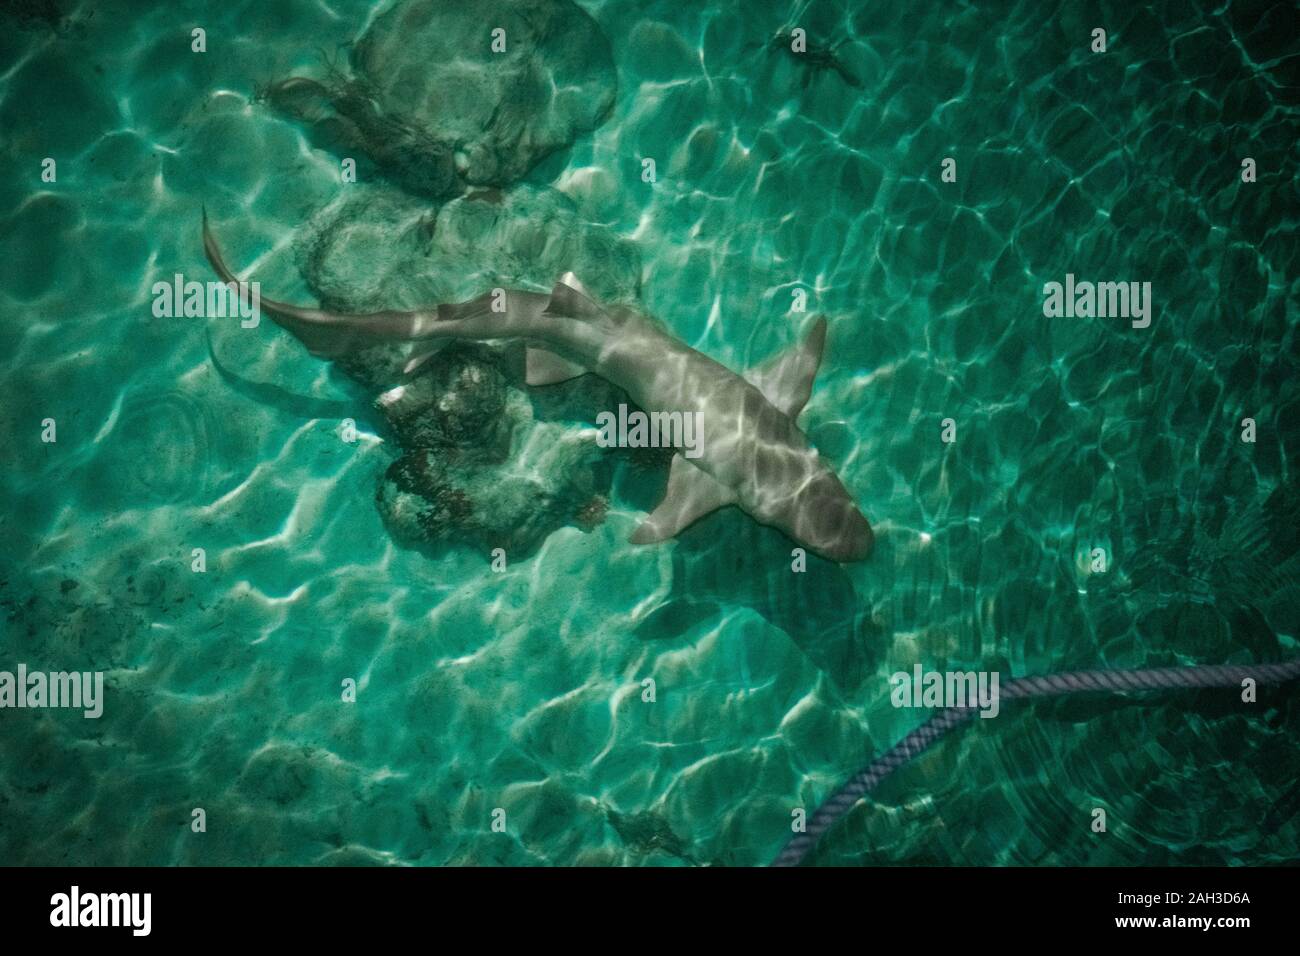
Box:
771;657;1300;866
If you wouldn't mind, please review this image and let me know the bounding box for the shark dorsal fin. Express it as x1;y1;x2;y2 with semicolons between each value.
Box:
546;274;605;322
748;316;827;419
527;274;601;384
559;272;590;296
630;456;737;544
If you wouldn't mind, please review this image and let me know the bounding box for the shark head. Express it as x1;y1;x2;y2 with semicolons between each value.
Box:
787;472;875;562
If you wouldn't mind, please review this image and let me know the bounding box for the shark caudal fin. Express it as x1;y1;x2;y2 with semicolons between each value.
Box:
630;456;738;544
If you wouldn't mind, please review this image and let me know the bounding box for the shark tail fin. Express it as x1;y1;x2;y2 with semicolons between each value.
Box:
630;456;737;544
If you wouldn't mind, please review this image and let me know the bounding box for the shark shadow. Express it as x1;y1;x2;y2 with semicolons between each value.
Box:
633;505;881;696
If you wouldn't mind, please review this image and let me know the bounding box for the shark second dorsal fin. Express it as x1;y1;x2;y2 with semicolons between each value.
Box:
630;456;737;544
748;316;827;418
526;348;587;386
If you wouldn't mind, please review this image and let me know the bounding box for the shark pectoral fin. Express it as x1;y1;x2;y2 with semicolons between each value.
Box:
630;456;737;544
525;347;587;386
748;316;828;418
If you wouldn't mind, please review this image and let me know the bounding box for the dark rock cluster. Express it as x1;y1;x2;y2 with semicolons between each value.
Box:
263;0;617;199
255;0;651;558
371;347;611;555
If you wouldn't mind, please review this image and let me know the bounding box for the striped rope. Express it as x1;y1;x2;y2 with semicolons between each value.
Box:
771;657;1300;867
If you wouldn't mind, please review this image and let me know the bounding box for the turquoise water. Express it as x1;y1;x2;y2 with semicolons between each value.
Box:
1;0;1297;866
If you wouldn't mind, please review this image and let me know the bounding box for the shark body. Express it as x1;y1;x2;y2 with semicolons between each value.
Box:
203;216;874;561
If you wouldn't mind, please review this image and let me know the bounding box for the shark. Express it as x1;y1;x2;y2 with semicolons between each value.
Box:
202;214;874;561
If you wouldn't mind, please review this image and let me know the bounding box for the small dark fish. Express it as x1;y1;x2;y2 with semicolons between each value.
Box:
763;31;863;90
1262;779;1300;834
605;807;698;865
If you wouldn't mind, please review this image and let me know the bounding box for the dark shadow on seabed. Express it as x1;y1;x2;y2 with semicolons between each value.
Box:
632;505;882;697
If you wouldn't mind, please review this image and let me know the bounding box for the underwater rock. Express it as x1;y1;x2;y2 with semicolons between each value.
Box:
290;182;639;387
252;0;634;560
431;185;640;303
297;183;639;315
376;407;605;556
373;367;608;556
261;75;459;199
295;186;440;314
264;0;617;198
375;344;513;461
273;181;644;557
366;344;655;555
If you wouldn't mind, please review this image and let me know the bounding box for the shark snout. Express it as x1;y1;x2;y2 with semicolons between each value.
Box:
795;475;874;562
837;507;875;561
820;504;874;562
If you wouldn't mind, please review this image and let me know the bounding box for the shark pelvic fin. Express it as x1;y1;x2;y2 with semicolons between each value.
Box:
748;316;827;418
630;456;737;544
402;342;451;376
525;348;587;386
